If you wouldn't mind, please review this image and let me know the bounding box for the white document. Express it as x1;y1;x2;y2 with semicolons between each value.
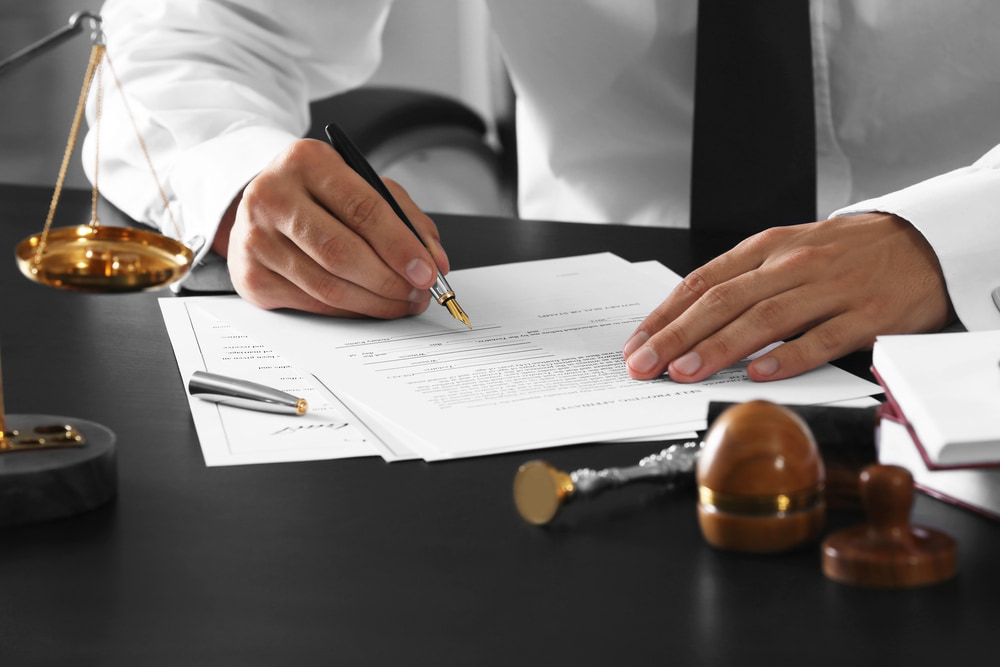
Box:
197;253;881;461
159;299;396;466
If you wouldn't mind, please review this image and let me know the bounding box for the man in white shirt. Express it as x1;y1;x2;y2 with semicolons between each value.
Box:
85;0;1000;384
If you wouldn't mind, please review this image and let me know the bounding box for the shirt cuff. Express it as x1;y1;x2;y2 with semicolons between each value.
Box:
170;124;298;266
832;165;1000;331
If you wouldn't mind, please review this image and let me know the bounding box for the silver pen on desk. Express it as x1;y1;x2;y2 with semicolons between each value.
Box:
189;371;308;415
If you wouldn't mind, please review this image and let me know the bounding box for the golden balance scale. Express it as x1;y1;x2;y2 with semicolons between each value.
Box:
1;12;194;526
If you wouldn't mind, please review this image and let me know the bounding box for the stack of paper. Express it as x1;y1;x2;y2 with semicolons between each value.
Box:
162;253;882;465
159;301;383;465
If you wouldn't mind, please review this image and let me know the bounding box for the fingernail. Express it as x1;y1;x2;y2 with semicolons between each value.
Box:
407;287;424;303
405;258;433;286
622;331;649;358
752;355;779;377
627;346;659;375
671;351;702;376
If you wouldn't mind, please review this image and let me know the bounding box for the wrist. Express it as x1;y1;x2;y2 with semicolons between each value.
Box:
211;192;242;257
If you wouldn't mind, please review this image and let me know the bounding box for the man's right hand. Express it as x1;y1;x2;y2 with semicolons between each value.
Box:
213;138;450;318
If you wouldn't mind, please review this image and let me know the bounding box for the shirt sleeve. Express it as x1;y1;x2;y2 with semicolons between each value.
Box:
832;145;1000;332
83;0;392;258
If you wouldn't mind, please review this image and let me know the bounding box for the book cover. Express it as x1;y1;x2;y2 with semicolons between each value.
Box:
872;331;1000;468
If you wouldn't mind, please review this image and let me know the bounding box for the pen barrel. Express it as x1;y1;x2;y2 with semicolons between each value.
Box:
325;123;467;322
429;273;453;303
189;371;307;415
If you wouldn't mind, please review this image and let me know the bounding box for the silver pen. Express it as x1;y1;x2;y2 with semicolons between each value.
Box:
189;371;308;415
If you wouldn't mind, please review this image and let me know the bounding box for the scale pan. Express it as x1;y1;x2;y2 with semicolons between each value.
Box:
15;225;194;292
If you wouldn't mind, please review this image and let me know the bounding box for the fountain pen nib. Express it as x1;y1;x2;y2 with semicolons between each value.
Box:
444;297;471;328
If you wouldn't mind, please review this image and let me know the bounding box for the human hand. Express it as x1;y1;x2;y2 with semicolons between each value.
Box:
622;213;956;382
214;138;448;317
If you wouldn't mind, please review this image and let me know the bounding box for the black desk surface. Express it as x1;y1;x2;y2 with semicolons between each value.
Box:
2;183;998;665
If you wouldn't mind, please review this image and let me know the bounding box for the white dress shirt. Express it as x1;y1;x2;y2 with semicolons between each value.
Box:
86;0;1000;329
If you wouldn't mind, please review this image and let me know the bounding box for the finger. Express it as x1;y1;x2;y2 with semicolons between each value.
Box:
385;178;451;275
745;311;873;382
302;143;439;290
658;281;841;382
626;260;805;380
241;225;431;318
236;261;360;316
238;257;431;319
272;195;426;303
240;156;424;304
623;230;777;356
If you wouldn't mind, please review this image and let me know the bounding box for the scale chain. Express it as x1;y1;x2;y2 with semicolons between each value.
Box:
33;19;183;270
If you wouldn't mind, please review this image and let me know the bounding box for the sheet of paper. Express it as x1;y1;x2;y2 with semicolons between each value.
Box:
159;299;404;466
198;253;881;461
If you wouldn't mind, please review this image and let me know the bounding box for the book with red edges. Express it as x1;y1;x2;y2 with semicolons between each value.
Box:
872;331;1000;470
878;415;1000;521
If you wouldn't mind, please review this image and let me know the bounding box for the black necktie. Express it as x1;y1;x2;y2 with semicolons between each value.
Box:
690;0;816;233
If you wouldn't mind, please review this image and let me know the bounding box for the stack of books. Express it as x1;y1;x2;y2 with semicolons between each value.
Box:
873;330;1000;520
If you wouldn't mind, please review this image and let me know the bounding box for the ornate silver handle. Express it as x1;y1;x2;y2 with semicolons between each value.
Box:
513;440;702;525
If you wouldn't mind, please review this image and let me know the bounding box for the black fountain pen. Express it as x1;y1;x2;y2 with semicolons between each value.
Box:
325;123;471;328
